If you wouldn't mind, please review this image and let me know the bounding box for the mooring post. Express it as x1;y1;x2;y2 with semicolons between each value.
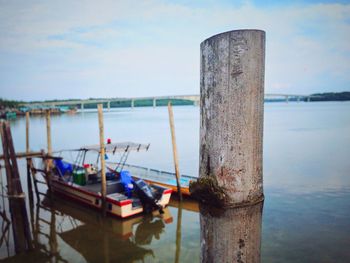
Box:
97;104;107;215
194;29;265;263
194;29;265;206
25;112;34;202
26;112;30;154
45;110;53;195
45;110;52;161
167;102;182;201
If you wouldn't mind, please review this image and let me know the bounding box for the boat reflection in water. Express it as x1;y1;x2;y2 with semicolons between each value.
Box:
38;195;173;262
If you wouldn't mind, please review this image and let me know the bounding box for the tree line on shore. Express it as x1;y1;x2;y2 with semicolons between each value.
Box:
1;92;350;109
0;98;194;109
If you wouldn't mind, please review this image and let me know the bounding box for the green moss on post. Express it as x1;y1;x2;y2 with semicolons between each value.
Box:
189;176;229;208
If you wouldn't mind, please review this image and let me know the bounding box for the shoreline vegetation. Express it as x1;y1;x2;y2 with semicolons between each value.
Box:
0;98;193;110
0;92;349;118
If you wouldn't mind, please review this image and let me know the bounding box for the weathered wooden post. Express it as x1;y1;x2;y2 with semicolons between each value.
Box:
191;29;265;263
192;29;265;207
167;102;182;200
98;104;107;215
0;121;33;253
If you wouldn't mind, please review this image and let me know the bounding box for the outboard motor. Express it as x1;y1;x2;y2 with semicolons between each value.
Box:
133;178;163;214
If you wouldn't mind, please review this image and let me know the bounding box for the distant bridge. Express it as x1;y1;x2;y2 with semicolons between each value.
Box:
22;94;317;110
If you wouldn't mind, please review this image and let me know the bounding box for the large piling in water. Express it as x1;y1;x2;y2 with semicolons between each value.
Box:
193;29;265;263
192;29;265;207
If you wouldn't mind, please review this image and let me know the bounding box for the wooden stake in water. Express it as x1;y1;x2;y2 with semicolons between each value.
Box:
45;110;52;168
25;112;34;201
98;104;107;215
26;112;30;154
45;110;53;194
168;102;182;200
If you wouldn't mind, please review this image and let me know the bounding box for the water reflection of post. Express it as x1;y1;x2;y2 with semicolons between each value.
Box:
103;231;110;263
174;202;182;263
49;206;58;260
200;202;263;262
33;201;40;249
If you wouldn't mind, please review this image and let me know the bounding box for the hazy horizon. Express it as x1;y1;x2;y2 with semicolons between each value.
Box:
1;0;349;101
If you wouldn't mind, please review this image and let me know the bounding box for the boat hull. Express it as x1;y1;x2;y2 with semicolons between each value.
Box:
50;179;172;218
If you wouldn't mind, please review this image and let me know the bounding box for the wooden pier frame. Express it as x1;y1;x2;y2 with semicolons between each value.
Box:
0;121;33;253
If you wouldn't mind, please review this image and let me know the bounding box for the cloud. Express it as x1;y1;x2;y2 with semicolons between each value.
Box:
0;0;349;100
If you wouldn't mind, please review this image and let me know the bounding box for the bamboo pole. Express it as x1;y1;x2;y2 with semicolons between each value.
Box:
25;112;34;203
26;112;30;153
45;110;53;197
167;102;182;201
98;104;107;215
45;110;52;168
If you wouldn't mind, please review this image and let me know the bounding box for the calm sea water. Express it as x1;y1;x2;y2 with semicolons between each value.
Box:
1;101;350;262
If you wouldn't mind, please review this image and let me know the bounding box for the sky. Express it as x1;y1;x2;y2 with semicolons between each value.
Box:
0;0;349;101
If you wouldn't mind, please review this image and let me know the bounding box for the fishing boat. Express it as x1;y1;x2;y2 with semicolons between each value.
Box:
49;142;172;218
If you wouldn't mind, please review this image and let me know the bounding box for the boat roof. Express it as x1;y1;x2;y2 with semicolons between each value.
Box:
79;142;150;153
